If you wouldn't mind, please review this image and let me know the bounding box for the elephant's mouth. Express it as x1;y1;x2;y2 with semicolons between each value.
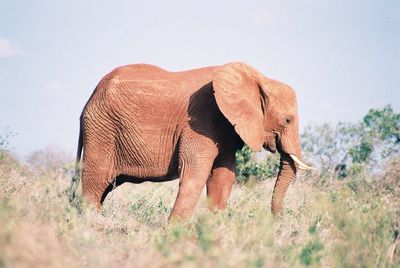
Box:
263;135;315;170
263;136;278;153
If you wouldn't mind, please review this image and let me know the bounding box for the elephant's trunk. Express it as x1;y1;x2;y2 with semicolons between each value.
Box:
271;154;297;215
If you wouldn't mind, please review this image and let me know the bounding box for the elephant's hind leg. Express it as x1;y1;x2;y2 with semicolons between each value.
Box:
81;151;116;209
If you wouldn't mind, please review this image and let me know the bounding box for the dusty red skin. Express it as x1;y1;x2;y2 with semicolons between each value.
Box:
72;62;303;220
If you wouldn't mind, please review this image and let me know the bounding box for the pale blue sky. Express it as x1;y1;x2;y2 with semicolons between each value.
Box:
0;0;399;156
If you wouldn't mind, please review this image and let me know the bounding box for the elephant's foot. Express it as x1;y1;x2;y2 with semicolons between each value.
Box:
82;180;115;210
81;188;106;210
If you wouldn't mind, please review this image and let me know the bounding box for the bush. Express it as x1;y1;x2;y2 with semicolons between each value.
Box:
26;145;73;176
235;145;280;183
0;128;15;160
302;105;400;180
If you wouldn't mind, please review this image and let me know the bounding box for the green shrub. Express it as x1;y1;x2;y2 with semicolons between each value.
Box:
302;105;400;179
129;194;171;225
0;128;15;161
299;239;324;266
235;145;280;183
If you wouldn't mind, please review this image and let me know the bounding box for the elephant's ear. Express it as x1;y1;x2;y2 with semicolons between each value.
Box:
213;62;265;151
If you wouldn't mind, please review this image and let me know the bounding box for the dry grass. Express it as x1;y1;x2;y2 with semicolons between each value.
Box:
0;152;399;267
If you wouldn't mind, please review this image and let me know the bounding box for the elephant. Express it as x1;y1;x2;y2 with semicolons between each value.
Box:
68;62;313;220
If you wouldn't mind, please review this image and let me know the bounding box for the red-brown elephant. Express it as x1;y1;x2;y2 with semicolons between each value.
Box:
68;62;313;220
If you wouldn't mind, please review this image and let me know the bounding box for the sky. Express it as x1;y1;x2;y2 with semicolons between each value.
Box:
0;0;399;157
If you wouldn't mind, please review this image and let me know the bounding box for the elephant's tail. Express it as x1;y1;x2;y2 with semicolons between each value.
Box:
68;118;84;204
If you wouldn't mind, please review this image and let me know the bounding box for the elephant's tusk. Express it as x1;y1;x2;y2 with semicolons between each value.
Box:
289;154;315;170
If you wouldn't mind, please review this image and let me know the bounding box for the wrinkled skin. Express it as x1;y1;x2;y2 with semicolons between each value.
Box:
69;62;305;220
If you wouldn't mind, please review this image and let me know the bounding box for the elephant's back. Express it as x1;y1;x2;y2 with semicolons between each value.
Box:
92;64;187;103
82;63;218;124
104;64;172;81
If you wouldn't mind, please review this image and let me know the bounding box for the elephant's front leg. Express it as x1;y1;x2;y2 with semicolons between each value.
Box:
169;139;217;221
206;156;235;210
170;167;211;220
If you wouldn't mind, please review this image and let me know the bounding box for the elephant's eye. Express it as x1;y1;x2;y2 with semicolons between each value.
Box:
285;117;291;125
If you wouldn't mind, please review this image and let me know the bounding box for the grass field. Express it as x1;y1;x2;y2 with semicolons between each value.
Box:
0;152;399;267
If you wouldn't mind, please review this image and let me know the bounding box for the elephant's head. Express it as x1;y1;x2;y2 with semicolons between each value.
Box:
213;62;313;215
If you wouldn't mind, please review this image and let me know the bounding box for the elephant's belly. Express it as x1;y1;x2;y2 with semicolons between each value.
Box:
119;165;179;180
117;144;180;180
116;173;180;185
116;126;181;180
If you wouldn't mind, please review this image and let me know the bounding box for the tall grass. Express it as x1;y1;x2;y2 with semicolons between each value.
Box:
0;151;398;267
